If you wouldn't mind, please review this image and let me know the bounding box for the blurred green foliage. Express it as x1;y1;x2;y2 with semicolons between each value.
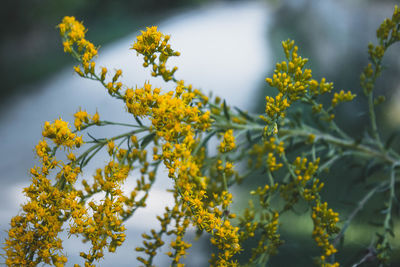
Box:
251;2;400;266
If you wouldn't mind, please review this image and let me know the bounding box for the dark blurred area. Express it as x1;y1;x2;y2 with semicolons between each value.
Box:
252;1;400;266
0;0;209;102
260;0;400;137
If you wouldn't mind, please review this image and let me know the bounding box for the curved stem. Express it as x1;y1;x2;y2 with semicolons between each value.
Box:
279;128;400;166
333;183;382;247
382;164;397;246
368;92;383;150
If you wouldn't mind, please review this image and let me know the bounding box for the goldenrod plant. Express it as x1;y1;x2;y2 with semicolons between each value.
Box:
3;5;400;267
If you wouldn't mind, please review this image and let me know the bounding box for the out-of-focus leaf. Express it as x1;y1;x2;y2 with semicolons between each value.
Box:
385;130;400;149
354;159;380;184
292;111;303;127
82;145;103;169
339;235;345;249
134;116;143;126
87;132;100;142
380;207;390;214
246;130;252;143
194;130;217;154
140;132;155;149
388;227;395;237
369;221;383;227
223;100;230;121
234;107;254;122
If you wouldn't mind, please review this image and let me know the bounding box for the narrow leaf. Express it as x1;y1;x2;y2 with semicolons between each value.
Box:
246;130;252;143
140;133;155;149
134;116;143;126
234;107;254;122
385;130;400;149
87;132;99;142
194;130;217;154
223;100;230;121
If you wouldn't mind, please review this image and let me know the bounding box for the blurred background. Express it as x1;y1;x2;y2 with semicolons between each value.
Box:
1;0;399;266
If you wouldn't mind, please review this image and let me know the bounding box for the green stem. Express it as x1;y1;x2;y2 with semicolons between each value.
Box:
280;152;297;181
213;122;263;132
383;164;397;245
368;92;383;150
306;97;350;140
100;121;147;128
279;128;400;166
318;151;353;172
333;183;383;247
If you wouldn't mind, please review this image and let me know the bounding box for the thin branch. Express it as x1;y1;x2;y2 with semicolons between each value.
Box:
333;183;382;247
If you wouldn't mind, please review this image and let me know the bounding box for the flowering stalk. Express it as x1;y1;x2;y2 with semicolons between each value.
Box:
4;7;400;267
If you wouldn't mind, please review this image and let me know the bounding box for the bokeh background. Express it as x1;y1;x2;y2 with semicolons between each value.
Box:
1;0;399;266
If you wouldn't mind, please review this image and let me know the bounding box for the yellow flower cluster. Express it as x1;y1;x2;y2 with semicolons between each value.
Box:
263;38;356;134
279;181;301;211
250;184;278;209
125;82;210;137
238;200;257;240
263;39;311;126
238;193;284;264
312;201;340;267
331;90;356;107
107;140;116;156
215;159;235;177
77;144;157;266
292;157;325;202
136;193;194;266
302;178;325;202
219;129;236;153
59;16;126;98
58;16;98;76
74;108;100;130
131;26;180;81
266;152;283;172
135;209;170;265
4;120;84;266
7;102;162;266
264;93;290;123
182;188;241;266
248;137;284;171
241;182;286;264
361;6;400;94
104;69;124;95
308;77;334;96
377;5;400;41
42;118;83;148
167;202;192;266
250;211;282;259
129;30;241;265
375;240;391;264
293;157;320;184
69;163;128;264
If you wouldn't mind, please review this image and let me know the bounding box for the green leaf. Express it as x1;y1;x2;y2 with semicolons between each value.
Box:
223;100;230;121
82;145;103;169
87;132;99;142
140;132;155;149
385;130;400;149
388;228;395;237
368;221;383;227
246;130;252;143
234;107;254;122
134;116;143;126
194;130;217;155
